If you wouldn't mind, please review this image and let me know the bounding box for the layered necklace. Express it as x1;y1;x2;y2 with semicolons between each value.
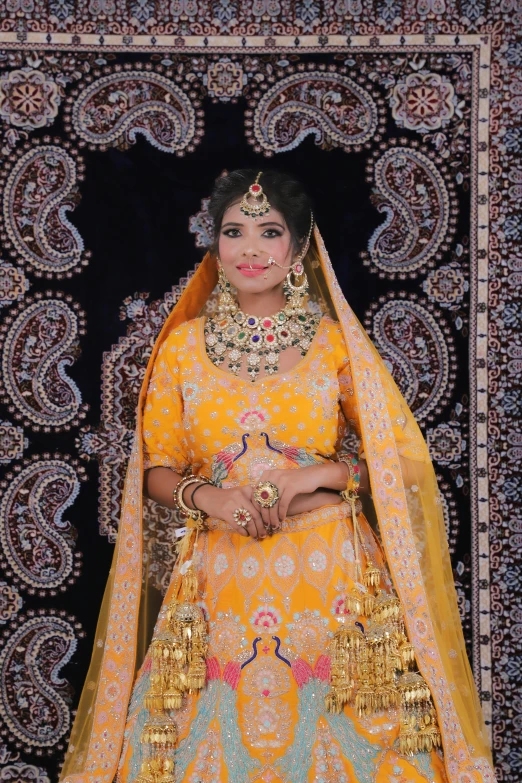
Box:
204;306;321;382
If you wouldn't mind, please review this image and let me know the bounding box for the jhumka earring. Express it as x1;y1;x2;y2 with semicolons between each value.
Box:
216;260;237;316
239;171;271;219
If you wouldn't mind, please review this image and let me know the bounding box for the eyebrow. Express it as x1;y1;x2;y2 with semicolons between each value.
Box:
221;221;286;230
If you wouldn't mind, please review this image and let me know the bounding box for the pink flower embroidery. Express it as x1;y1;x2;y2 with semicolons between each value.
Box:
236;406;270;432
250;606;281;631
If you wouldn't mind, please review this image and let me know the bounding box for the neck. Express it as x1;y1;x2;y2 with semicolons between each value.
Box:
236;286;286;317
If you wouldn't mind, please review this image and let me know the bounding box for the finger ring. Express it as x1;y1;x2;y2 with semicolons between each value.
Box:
233;508;252;527
254;481;279;509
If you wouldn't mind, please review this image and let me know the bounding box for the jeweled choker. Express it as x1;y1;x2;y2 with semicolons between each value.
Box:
204;306;321;382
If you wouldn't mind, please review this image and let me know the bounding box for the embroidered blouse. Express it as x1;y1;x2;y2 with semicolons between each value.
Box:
142;314;415;486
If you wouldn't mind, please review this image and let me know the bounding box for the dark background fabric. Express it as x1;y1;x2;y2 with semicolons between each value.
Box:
0;8;519;782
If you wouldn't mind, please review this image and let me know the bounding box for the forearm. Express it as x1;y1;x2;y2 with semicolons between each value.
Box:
143;467;183;509
310;459;370;495
287;489;343;515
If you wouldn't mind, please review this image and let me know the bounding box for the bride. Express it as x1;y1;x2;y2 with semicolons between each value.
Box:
61;169;494;783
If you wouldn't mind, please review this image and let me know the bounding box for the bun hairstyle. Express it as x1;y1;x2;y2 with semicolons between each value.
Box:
208;168;313;255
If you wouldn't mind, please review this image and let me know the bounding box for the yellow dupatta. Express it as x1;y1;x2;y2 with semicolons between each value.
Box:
60;227;495;783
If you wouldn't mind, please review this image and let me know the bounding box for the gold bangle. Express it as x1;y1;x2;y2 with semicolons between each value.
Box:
174;474;212;520
337;452;361;500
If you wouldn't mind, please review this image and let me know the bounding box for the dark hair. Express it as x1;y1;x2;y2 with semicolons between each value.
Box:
208;168;313;254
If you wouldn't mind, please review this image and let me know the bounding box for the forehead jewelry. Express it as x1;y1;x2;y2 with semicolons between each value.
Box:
239;172;271;220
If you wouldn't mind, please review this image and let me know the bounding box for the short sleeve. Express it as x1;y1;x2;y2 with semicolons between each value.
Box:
142;333;190;474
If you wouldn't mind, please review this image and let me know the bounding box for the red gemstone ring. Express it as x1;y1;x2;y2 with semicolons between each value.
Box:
233;508;252;527
253;481;279;509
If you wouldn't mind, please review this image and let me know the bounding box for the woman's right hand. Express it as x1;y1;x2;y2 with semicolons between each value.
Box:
194;484;267;540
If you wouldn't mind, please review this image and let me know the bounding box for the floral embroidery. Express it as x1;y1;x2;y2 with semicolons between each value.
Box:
243;698;292;748
285;609;331;664
187;729;222;782
182;381;200;402
208;610;247;661
308;550;327;572
214;553;228;575
242;556;259;578
341;538;355;563
312;724;349;783
331;594;349;618
250;605;281;633
274;554;295;577
236;405;271;432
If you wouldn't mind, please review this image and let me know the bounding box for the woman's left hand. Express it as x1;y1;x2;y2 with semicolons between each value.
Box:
253;464;340;533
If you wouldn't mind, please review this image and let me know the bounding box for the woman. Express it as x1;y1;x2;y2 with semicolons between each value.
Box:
61;170;494;783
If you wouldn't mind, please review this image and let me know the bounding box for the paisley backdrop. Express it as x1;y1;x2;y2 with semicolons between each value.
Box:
0;4;520;782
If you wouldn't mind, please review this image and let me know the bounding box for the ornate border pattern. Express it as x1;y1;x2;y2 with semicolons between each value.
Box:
0;6;519;780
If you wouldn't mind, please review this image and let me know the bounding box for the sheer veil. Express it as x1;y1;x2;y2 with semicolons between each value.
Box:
60;226;494;783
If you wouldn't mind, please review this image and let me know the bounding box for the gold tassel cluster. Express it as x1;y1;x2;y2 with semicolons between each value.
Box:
138;522;208;783
325;557;441;756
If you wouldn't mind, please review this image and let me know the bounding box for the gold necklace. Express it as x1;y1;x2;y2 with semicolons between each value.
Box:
204;306;321;381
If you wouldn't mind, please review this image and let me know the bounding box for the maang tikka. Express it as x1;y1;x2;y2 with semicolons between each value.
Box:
239;171;271;219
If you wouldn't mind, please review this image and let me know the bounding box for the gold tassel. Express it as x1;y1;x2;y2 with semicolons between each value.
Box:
418;709;442;752
325;625;364;713
398;671;432;704
140;524;209;780
136;758;175;783
371;591;402;625
180;565;199;602
326;580;443;756
344;588;364;616
137;717;177;783
366;623;400;712
399;715;420;756
363;560;381;589
398;639;416;671
354;648;375;717
362;591;376;617
398;671;439;755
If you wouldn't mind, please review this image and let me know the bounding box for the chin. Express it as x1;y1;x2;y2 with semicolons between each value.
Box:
230;275;271;292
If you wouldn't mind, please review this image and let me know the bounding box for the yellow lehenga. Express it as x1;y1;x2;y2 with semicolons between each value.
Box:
60;228;495;783
117;315;447;783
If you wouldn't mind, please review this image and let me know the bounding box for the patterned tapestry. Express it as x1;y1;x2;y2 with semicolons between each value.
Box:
0;3;520;782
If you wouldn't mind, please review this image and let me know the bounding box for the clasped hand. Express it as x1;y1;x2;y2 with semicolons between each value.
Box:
198;465;332;540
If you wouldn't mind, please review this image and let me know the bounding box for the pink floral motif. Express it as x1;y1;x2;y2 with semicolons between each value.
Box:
236;406;270;432
330;594;348;617
249;605;281;632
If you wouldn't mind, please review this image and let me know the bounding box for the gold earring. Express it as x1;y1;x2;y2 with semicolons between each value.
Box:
216;261;237;316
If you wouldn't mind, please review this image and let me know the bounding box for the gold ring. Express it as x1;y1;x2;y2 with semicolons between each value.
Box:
233;508;252;527
254;481;279;509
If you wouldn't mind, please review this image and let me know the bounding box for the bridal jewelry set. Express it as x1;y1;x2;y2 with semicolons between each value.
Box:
204;172;320;383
